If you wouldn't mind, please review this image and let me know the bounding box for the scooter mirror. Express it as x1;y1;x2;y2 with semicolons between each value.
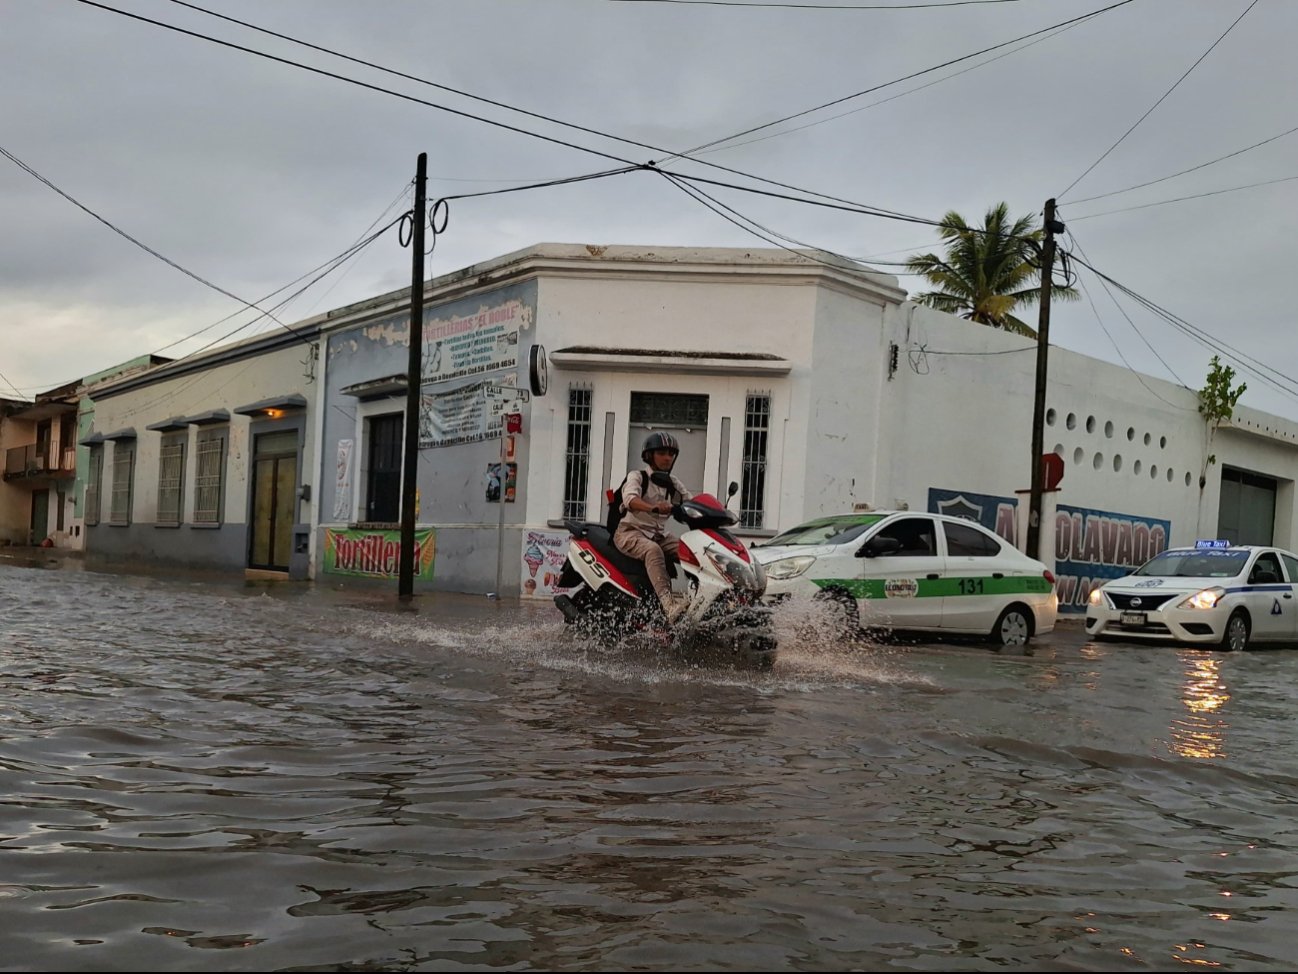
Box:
727;481;739;498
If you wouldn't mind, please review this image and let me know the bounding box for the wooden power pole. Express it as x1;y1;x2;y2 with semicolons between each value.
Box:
398;153;427;601
1026;198;1062;560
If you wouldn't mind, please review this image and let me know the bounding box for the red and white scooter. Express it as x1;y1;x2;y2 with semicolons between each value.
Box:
553;483;777;667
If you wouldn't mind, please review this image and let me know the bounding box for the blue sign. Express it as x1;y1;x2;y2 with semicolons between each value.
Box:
1195;539;1230;549
928;488;1172;614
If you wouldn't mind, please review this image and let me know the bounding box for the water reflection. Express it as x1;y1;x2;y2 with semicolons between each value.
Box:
1168;653;1231;760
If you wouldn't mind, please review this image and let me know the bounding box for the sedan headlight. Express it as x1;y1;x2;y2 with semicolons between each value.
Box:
1179;587;1225;610
1088;587;1109;607
762;555;817;580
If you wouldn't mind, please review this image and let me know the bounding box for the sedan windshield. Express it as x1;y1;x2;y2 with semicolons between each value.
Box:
1133;549;1249;577
762;515;883;547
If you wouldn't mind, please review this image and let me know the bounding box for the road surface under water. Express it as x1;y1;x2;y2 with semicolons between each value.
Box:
1;562;1295;971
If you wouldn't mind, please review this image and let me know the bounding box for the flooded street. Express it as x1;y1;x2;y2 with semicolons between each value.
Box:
2;562;1296;972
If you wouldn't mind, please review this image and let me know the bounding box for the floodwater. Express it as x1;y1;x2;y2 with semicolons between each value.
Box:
1;563;1296;972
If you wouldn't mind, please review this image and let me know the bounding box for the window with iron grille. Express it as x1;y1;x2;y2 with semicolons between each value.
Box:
193;428;227;525
740;393;770;529
562;385;592;519
109;441;135;525
84;446;102;526
156;433;187;526
630;392;709;427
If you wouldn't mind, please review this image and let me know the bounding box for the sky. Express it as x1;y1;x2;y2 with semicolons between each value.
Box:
3;0;1296;421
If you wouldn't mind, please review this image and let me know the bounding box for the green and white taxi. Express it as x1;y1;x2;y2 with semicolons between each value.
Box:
753;511;1058;647
1085;541;1298;651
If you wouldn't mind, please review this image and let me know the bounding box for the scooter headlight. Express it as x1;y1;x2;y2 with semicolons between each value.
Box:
1179;587;1225;610
763;555;816;580
705;546;759;591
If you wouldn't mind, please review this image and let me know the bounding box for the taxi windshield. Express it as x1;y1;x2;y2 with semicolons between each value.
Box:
1133;549;1249;577
762;515;883;547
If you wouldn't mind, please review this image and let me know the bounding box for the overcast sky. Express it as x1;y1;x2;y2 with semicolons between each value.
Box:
4;0;1296;420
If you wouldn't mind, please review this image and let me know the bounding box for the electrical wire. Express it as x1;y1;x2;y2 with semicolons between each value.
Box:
77;0;1010;244
664;0;1138;162
1067;121;1298;206
1058;0;1261;200
1063;230;1189;406
1067;249;1298;404
0;142;303;343
674;14;1091;161
1068;174;1298;221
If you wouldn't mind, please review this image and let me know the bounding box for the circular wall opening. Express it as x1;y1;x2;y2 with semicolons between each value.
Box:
1113;454;1123;472
1067;413;1077;430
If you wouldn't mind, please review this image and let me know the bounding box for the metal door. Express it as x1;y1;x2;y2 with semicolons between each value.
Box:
249;431;299;571
30;490;49;544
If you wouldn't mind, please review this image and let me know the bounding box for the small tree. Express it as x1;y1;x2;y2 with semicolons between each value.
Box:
1197;355;1247;488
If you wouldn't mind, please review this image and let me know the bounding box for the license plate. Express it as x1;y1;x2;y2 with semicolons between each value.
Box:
1120;612;1147;626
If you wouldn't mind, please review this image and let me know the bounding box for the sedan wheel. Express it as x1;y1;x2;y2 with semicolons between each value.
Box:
815;589;860;638
1221;610;1250;652
993;606;1031;648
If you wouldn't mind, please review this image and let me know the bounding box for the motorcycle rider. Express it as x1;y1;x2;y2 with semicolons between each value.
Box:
615;432;694;624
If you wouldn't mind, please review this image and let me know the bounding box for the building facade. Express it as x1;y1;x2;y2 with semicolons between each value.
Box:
75;243;1298;611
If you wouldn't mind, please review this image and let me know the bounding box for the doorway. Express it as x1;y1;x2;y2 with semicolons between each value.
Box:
249;430;299;571
30;490;49;545
625;393;709;521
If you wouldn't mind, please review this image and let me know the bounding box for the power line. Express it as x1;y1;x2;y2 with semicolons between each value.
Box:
73;0;641;169
1068;174;1298;221
678;15;1089;161
0;142;305;343
1058;0;1261;200
1067;250;1298;404
665;0;1138;162
1067;121;1298;206
76;0;979;240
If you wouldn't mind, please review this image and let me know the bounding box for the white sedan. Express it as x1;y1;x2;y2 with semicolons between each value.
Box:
752;511;1058;647
1085;542;1298;651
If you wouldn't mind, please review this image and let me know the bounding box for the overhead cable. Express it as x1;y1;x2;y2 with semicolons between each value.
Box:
1058;0;1261;200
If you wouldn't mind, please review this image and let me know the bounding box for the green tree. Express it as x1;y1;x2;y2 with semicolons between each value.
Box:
1197;354;1247;486
905;202;1079;337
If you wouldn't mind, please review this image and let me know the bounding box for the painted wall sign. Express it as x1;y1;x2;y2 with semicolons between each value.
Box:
521;528;576;599
928;487;1170;613
418;377;518;448
332;439;354;520
421;298;530;385
324;527;435;579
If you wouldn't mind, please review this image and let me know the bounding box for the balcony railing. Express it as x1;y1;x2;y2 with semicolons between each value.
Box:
3;444;76;480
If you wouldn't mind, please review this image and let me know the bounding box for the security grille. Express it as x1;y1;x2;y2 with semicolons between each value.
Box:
109;441;134;525
84;447;102;526
630;392;709;428
562;385;592;519
156;435;186;526
740;393;770;529
193;429;226;524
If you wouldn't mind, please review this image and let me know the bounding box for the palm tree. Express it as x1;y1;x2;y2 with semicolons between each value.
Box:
905;202;1078;338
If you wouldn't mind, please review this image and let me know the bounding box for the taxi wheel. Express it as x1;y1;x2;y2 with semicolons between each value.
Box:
1220;610;1250;652
992;605;1032;648
816;589;860;637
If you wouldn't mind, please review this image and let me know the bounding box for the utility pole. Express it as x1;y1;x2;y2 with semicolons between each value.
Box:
398;152;427;601
1026;198;1063;560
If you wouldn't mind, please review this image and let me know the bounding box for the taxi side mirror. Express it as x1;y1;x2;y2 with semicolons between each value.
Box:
858;535;901;558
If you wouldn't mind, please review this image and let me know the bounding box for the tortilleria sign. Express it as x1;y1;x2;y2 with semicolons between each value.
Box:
324;527;435;579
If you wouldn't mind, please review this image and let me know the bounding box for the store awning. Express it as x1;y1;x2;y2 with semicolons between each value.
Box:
181;409;230;426
233;394;307;416
145;416;190;432
341;374;408;399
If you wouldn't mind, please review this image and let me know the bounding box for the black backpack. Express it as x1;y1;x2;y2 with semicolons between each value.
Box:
605;471;647;534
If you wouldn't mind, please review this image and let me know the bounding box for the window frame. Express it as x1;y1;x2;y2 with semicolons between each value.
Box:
108;440;135;526
155;430;188;527
192;426;228;526
84;445;103;527
562;384;593;520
